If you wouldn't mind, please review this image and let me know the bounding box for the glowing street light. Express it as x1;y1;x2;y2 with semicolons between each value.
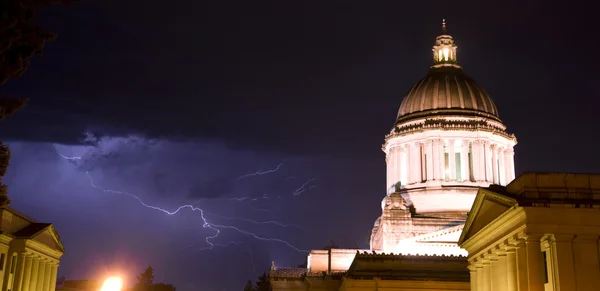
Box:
100;276;123;291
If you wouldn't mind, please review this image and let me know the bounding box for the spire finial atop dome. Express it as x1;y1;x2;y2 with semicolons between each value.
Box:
432;19;459;67
441;18;447;34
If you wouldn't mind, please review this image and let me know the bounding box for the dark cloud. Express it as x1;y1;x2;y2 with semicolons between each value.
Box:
0;0;595;162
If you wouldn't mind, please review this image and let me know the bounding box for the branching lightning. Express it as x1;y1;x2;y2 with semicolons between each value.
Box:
54;149;308;252
237;160;286;179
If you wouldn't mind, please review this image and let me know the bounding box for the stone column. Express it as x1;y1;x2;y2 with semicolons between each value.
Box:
496;251;508;291
22;254;33;291
476;264;484;291
471;140;480;181
401;145;408;186
426;140;434;181
461;140;469;182
387;146;396;192
483;142;491;182
420;143;426;182
478;141;486;182
489;255;499;291
396;146;403;189
503;149;511;184
386;150;391;192
432;139;441;180
448;139;456;181
523;235;545;291
507;148;515;182
43;262;52;291
409;143;419;184
29;257;40;291
13;252;27;291
491;145;499;184
547;234;576;290
468;265;478;291
440;140;446;181
481;260;491;291
37;260;46;291
48;263;58;291
505;247;518;291
498;147;505;185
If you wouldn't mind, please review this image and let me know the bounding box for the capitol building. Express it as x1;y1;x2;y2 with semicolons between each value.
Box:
270;21;600;291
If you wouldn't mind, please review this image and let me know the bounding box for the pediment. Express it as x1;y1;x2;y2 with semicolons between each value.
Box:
32;225;65;253
458;188;517;245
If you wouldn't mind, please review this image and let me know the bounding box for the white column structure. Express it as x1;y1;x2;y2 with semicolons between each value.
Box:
401;145;408;186
420;143;426;181
491;145;499;184
478;141;486;182
432;139;441;180
460;140;469;182
408;143;416;184
471;140;480;181
483;142;491;182
506;148;515;182
426;140;434;181
498;147;508;185
448;139;456;181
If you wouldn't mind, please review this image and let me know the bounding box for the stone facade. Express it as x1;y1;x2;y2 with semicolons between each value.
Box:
459;173;600;291
0;207;65;291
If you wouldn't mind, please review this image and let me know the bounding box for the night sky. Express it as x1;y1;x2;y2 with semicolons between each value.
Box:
1;1;599;291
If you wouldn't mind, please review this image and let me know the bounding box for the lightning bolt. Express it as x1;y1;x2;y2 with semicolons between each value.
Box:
237;160;286;179
57;153;82;160
55;149;308;252
206;212;306;231
292;178;317;196
84;171;221;248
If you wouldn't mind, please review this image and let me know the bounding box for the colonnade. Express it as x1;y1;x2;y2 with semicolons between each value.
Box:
8;252;58;291
468;234;600;291
386;139;515;192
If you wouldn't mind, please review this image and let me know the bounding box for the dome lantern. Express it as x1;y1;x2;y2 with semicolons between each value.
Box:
432;19;458;66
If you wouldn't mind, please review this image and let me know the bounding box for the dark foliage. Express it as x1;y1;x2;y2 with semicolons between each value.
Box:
133;266;176;291
0;0;79;206
243;280;253;291
244;273;271;291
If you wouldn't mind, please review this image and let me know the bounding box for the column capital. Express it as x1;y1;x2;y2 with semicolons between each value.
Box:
517;232;544;242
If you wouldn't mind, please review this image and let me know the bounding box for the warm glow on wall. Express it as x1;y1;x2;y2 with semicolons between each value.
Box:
100;277;123;291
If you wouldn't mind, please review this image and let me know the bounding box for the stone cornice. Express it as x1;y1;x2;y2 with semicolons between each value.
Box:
387;118;516;142
355;251;466;260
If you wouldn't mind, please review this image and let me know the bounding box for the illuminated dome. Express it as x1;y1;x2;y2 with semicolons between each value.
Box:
396;20;500;123
396;66;499;122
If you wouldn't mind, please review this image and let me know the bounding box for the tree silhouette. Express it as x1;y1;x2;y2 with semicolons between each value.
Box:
244;273;271;291
243;280;253;291
0;0;79;206
133;266;176;291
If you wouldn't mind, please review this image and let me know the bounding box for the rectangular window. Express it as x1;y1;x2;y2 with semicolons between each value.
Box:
9;255;16;274
542;251;549;284
0;253;5;271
